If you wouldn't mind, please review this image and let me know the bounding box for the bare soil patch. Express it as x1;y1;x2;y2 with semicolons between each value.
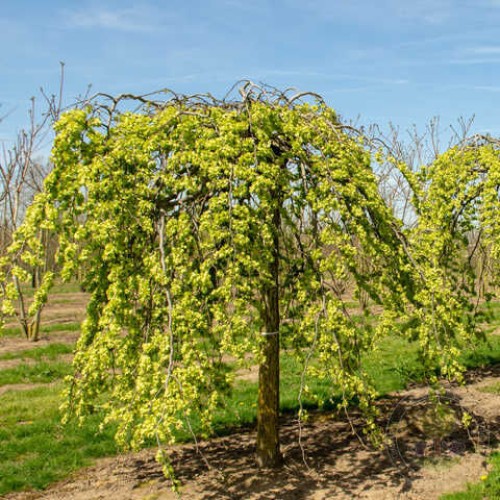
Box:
0;358;37;370
235;363;259;383
0;291;87;356
4;367;499;500
0;382;57;397
40;292;88;324
0;332;79;357
3;292;88;330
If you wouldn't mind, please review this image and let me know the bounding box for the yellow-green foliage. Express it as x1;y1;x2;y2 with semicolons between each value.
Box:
1;90;498;465
394;140;500;378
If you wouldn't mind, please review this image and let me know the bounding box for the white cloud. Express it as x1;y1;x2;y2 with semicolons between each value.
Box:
449;45;500;64
472;85;500;92
65;6;161;32
394;0;453;24
465;46;500;55
284;0;455;25
254;69;408;85
448;57;500;65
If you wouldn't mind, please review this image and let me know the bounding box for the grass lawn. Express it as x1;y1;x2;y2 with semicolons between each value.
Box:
1;321;81;338
0;384;118;494
0;343;74;362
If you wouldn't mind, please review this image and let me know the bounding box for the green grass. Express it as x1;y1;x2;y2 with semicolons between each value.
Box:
215;380;259;432
365;335;424;393
459;334;500;369
216;331;500;433
16;281;83;298
41;322;81;334
1;321;81;338
479;300;500;332
0;384;118;495
0;361;73;386
479;381;500;394
440;451;500;499
0;343;74;362
1;326;27;337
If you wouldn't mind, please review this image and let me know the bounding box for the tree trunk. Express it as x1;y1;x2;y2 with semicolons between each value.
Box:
29;310;42;342
256;314;282;467
256;202;282;468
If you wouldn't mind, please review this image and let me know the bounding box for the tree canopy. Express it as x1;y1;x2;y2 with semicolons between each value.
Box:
1;85;498;474
397;138;500;370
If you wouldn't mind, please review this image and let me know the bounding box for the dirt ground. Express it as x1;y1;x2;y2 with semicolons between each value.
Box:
2;294;500;499
0;292;87;356
2;369;498;500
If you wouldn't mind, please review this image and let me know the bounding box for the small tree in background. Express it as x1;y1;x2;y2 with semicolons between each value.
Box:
394;137;500;366
0;63;66;341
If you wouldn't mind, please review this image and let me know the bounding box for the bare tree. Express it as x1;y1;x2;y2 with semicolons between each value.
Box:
371;117;500;301
0;63;65;340
368;116;476;227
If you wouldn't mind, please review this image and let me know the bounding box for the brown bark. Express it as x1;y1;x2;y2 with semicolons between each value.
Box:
256;321;282;467
256;201;283;468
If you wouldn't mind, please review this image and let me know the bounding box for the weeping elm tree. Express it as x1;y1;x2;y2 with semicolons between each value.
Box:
0;85;481;472
394;136;500;374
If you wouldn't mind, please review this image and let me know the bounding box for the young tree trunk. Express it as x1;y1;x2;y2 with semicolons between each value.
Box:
256;311;282;467
256;202;283;468
28;309;42;342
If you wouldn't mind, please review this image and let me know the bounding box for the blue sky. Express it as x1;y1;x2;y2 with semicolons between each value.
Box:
2;0;500;149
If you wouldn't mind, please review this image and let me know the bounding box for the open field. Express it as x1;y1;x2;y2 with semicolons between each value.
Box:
1;286;500;499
